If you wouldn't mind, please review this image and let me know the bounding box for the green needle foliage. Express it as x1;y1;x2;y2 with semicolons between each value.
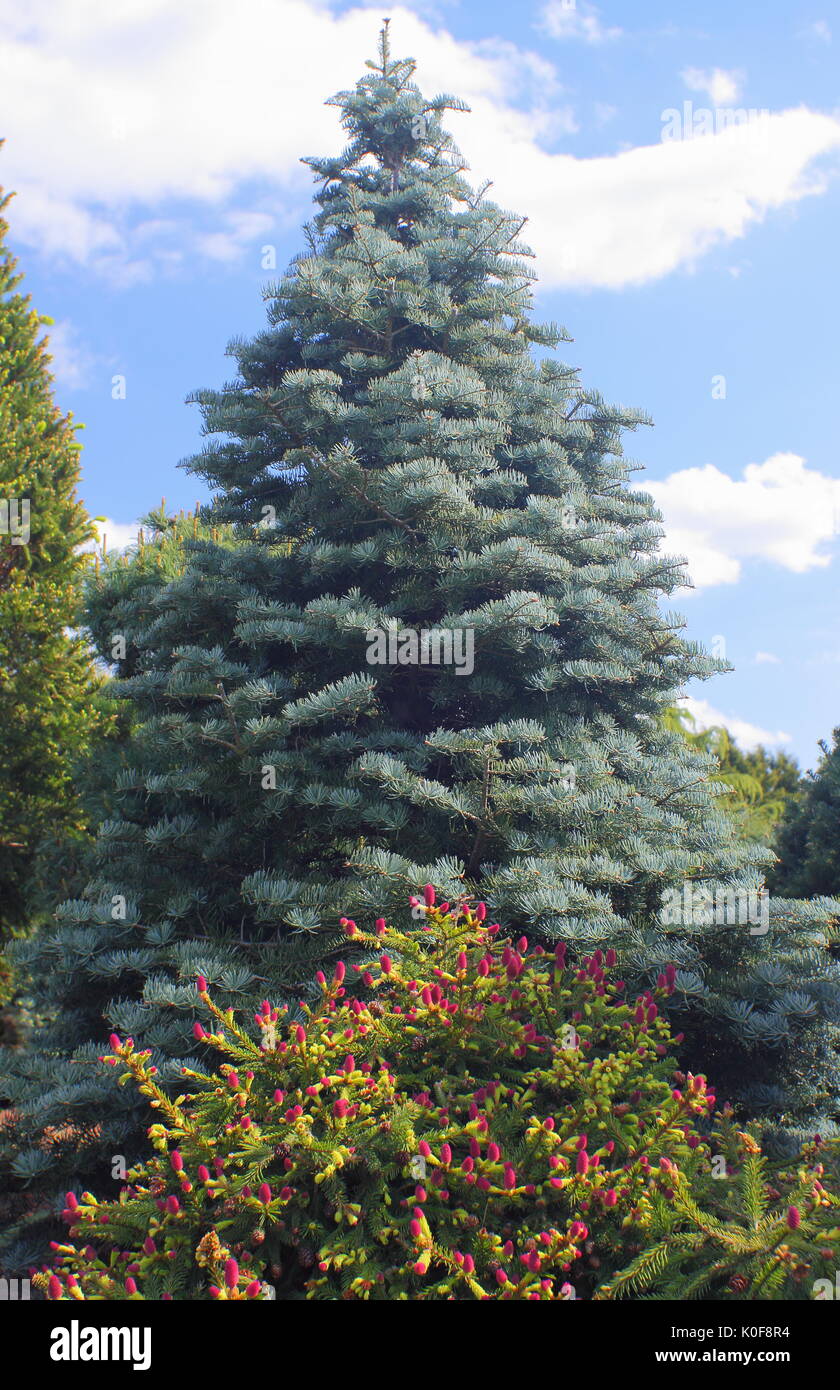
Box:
596;1113;840;1301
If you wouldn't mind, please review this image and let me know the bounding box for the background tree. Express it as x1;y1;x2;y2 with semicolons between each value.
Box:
2;33;838;1268
663;705;802;843
0;177;106;990
770;729;840;899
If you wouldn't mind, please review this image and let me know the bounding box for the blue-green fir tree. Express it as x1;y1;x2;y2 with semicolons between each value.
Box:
3;29;839;1270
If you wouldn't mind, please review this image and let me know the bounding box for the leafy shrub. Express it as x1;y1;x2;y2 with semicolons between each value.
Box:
34;895;715;1301
597;1110;840;1300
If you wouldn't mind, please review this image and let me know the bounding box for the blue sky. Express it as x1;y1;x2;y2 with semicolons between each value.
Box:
1;0;838;769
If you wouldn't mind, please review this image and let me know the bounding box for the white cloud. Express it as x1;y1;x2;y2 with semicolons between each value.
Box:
646;452;840;590
40;319;97;390
0;2;839;291
754;651;781;665
803;19;832;43
681;66;744;106
195;211;276;264
540;2;622;43
510;108;840;289
679;695;792;750
83;517;140;555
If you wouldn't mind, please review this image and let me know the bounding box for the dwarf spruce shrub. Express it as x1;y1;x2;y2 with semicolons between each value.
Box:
36;895;718;1301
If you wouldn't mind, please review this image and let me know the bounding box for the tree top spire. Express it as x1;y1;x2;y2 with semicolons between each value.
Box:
379;18;391;77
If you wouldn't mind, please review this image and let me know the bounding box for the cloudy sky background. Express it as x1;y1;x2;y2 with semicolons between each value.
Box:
2;0;838;765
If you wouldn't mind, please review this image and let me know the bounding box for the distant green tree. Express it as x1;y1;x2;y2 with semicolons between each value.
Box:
0;176;105;979
770;729;840;899
663;706;802;843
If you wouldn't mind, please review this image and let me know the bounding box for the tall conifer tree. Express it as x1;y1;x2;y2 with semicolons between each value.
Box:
0;178;103;962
